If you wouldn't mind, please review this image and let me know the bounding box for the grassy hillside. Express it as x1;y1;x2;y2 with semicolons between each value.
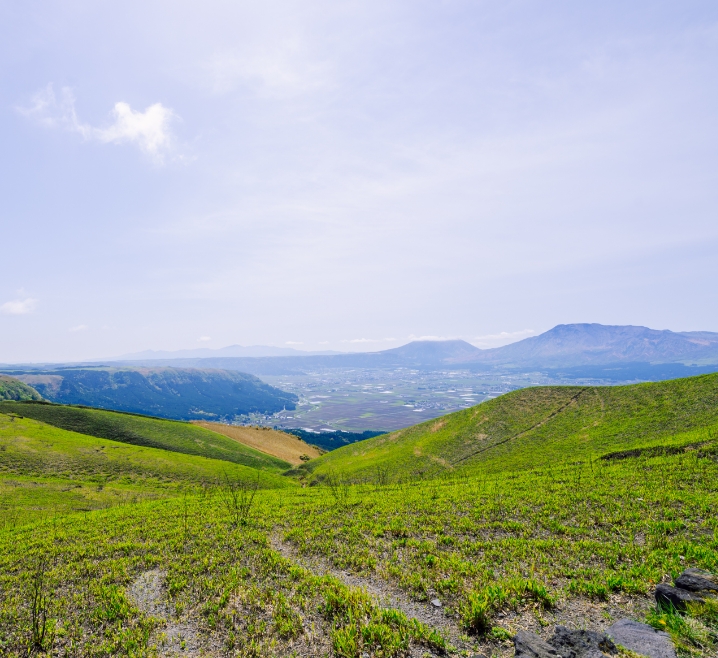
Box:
0;437;715;656
192;422;322;466
302;373;718;482
0;401;291;472
7;367;297;420
0;375;42;402
0;413;293;527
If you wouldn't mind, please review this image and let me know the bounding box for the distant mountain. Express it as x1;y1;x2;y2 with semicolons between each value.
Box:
113;344;340;360
109;339;483;374
470;324;718;367
6;367;297;421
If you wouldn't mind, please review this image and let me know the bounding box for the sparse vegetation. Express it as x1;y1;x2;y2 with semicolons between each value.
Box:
0;374;716;656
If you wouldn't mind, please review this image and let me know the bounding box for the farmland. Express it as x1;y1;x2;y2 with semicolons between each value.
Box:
0;374;716;656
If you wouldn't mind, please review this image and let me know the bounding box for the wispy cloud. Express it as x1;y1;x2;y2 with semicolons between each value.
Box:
407;334;454;341
69;324;88;332
197;336;211;342
286;340;303;345
18;85;177;162
341;337;396;344
473;329;535;347
0;298;37;315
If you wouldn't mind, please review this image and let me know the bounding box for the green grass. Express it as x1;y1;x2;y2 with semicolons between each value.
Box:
0;443;716;656
300;373;718;482
0;413;293;527
0;374;717;656
0;401;291;472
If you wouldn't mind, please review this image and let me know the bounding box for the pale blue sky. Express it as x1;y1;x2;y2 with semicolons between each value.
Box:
1;1;717;362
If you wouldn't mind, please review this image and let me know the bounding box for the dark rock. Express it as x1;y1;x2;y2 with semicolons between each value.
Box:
655;584;704;610
549;626;617;657
514;631;559;658
607;619;676;658
674;568;718;594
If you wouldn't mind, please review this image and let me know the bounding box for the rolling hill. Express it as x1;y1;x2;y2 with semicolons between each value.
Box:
301;372;718;482
0;375;42;401
4;367;296;420
0;401;291;472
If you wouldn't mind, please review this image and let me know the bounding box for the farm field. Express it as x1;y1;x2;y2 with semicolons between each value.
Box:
259;369;533;432
192;422;322;466
0;375;716;656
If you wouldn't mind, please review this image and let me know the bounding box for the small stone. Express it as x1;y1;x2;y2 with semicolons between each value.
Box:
549;626;617;657
430;598;442;608
514;630;559;658
655;584;704;611
607;619;676;658
674;568;718;594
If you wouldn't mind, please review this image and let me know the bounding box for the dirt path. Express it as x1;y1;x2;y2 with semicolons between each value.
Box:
128;569;209;656
270;532;471;654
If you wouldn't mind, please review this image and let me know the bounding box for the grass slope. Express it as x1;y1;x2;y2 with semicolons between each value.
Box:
0;376;42;402
0;413;293;527
0;401;291;472
302;373;718;482
0;440;715;656
192;422;322;466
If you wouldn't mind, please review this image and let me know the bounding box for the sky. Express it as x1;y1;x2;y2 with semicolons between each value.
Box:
1;1;718;363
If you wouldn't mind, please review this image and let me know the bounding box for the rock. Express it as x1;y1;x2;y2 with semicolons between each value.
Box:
674;568;718;595
655;584;704;610
430;598;442;608
549;626;618;657
514;631;559;658
607;619;676;658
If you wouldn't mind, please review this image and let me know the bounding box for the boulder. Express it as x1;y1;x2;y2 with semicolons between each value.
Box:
655;584;704;611
674;568;718;595
514;631;559;658
607;619;676;658
549;626;617;657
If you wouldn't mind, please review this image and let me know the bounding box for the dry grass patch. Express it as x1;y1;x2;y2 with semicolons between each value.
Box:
192;422;322;466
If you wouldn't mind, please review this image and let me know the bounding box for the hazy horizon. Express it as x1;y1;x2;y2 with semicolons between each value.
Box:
2;2;717;362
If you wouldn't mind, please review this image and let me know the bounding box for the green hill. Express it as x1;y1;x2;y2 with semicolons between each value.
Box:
301;373;718;482
5;366;296;420
0;375;716;656
0;375;42;402
0;412;293;526
0;401;291;472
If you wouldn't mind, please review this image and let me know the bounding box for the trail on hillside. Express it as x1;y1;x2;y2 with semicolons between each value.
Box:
270;532;469;651
450;388;589;466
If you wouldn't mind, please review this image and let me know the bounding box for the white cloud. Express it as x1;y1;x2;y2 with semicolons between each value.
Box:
473;329;536;347
341;337;396;343
407;334;454;341
197;336;211;342
18;85;177;162
0;298;37;315
69;324;88;332
286;341;304;345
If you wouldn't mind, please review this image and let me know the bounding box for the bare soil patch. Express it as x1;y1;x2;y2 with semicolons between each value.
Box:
193;422;322;465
